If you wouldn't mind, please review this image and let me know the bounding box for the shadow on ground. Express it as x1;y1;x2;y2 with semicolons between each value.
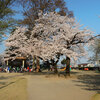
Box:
0;74;25;90
23;72;51;76
23;70;79;79
73;74;100;93
0;74;23;80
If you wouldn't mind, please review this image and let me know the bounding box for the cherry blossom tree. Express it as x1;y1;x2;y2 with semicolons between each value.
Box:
5;12;98;75
5;27;29;60
29;12;96;75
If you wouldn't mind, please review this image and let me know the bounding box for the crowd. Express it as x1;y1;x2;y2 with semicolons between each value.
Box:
0;66;33;73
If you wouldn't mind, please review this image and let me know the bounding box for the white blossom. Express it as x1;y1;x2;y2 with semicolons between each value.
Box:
5;12;95;62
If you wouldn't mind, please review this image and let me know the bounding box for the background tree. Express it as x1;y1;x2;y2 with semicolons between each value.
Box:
89;37;100;63
61;58;67;66
0;0;14;18
0;0;17;41
17;0;73;29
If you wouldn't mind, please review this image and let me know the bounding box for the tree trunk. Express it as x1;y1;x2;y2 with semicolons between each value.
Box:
66;57;70;76
32;56;35;70
54;64;58;74
36;56;40;72
51;59;58;74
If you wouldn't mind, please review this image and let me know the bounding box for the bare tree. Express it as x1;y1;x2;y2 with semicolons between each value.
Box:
17;0;73;29
89;37;100;63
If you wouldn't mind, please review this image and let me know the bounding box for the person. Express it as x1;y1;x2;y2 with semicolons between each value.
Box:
9;66;11;72
13;67;16;72
24;68;27;72
70;65;71;71
4;67;7;72
7;66;10;73
17;67;19;72
27;66;29;72
21;67;23;73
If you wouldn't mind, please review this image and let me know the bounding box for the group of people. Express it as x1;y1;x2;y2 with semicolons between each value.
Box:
0;66;33;73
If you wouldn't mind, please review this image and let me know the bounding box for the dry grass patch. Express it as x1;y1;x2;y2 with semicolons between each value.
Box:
91;94;100;100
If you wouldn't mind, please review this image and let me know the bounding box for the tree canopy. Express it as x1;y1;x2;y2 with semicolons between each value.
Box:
17;0;73;29
89;37;100;62
0;0;16;41
5;12;95;62
0;0;15;18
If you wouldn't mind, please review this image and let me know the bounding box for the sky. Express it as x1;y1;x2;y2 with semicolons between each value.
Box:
67;0;100;35
66;0;100;63
0;0;100;63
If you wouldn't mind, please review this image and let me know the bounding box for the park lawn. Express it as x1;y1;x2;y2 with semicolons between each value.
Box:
91;94;100;100
0;73;27;100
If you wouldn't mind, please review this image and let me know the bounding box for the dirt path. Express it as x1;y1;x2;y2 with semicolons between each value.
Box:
27;71;98;100
0;73;27;100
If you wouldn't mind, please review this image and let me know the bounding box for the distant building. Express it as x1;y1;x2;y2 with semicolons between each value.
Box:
4;56;27;68
79;63;94;67
78;63;89;68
